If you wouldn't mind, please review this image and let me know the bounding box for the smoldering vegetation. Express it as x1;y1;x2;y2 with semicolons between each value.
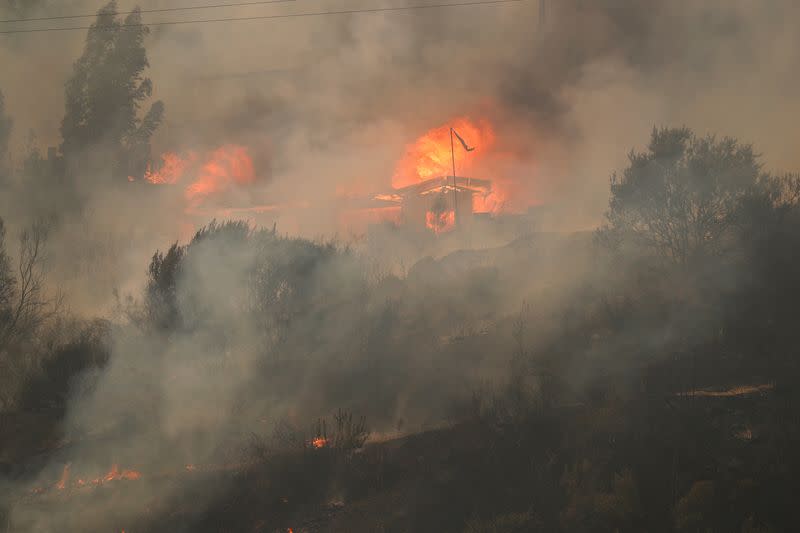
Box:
1;1;800;532
0;217;596;531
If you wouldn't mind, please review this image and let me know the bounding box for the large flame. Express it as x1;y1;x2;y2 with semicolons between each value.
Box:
392;118;495;189
140;145;257;209
186;145;256;207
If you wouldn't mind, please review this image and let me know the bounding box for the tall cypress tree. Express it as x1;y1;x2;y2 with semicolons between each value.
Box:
60;1;164;182
0;90;12;182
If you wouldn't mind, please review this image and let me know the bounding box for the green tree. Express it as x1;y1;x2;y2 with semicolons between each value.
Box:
599;127;762;265
60;1;164;181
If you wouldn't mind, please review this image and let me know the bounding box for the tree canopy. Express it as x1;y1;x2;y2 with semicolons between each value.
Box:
0;90;12;181
600;127;762;265
60;1;163;181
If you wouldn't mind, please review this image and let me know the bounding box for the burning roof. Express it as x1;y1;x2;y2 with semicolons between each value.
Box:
392;117;495;189
392;175;492;197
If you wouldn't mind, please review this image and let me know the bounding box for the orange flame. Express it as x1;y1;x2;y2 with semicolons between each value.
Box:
42;464;142;493
145;151;196;184
141;145;257;209
311;437;328;449
472;191;504;214
55;463;70;490
393;118;495;189
185;145;256;206
426;210;455;233
101;464;142;483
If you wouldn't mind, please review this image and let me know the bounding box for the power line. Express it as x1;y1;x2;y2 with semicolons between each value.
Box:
0;0;296;24
0;0;528;35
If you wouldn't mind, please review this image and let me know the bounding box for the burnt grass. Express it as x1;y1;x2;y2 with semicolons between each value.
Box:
5;379;800;533
150;391;800;533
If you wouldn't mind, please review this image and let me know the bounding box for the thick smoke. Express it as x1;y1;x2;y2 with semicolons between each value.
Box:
3;1;799;233
0;0;796;312
1;1;799;531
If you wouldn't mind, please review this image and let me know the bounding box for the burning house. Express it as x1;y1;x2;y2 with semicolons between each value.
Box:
377;117;499;233
127;117;503;236
379;175;493;233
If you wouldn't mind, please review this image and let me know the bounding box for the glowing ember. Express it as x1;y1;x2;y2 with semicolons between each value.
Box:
393;118;495;189
426;210;455;233
311;437;328;449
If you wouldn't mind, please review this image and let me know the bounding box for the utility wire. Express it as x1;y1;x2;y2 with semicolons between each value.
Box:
0;0;297;24
0;0;527;35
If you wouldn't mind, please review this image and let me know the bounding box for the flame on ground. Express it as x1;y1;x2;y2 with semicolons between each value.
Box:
46;464;142;492
34;461;263;497
103;464;142;482
55;463;70;490
311;437;328;449
392;118;495;189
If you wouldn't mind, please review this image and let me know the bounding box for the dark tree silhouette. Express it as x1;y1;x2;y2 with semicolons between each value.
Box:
0;216;60;409
0;218;14;324
145;242;185;330
0;90;12;182
599;127;762;265
60;1;164;181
